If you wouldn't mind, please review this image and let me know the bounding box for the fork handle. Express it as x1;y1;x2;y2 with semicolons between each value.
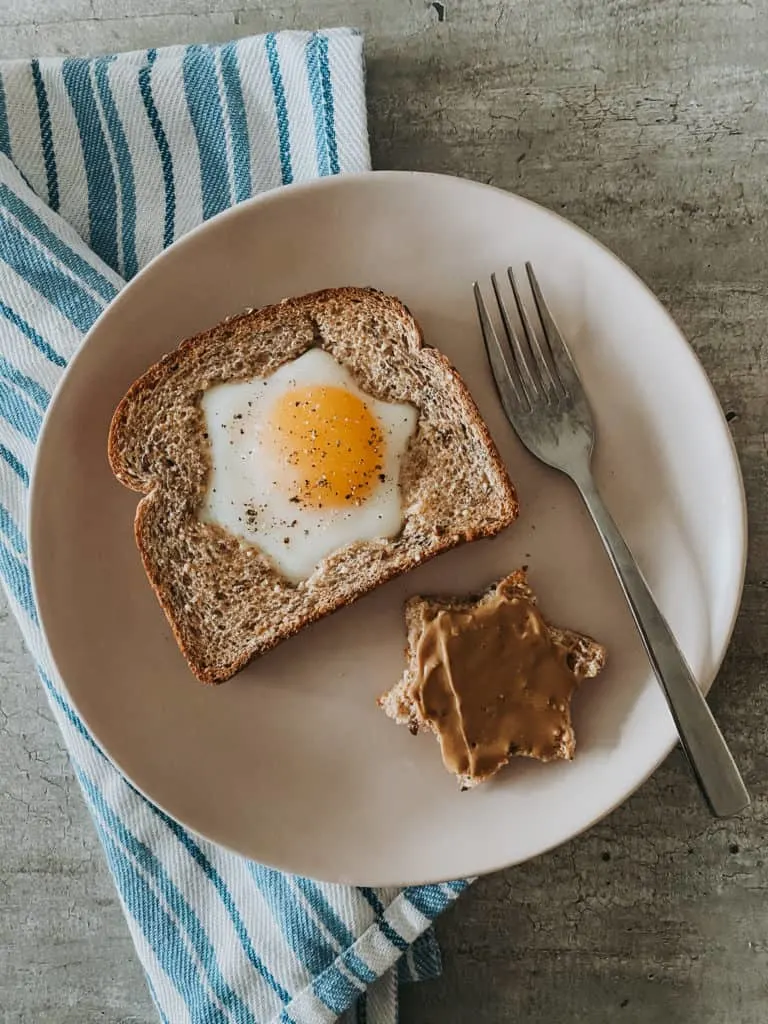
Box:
572;470;749;818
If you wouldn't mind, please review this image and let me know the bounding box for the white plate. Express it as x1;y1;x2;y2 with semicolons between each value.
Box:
29;172;746;885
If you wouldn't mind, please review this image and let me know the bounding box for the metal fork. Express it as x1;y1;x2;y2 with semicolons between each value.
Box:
475;263;749;818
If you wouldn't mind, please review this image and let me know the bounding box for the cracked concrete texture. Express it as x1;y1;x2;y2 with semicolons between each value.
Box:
1;0;767;1021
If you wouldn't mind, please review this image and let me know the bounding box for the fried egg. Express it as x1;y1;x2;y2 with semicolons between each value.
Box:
199;348;418;581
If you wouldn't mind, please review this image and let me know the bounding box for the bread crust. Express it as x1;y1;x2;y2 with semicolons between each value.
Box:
108;288;519;683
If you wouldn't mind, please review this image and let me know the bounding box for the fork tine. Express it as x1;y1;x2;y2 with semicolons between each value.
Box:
473;282;526;415
490;272;539;402
525;262;582;396
507;268;559;400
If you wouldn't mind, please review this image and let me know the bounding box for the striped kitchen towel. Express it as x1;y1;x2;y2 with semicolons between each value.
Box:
0;32;469;1024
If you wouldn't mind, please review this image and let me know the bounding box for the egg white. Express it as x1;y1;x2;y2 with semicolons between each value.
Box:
199;348;418;582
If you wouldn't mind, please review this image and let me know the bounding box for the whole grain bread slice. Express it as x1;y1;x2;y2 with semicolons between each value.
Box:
108;288;518;683
378;568;606;788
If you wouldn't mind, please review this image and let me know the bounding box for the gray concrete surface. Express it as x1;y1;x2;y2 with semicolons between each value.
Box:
1;0;767;1021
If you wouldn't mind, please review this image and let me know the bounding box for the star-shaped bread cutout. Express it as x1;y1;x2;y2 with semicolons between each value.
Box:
379;569;606;789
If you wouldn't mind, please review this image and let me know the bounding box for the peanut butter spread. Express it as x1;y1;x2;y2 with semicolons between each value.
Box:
410;581;586;783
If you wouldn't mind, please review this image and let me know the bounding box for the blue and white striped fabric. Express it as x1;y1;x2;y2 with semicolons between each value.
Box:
0;32;470;1024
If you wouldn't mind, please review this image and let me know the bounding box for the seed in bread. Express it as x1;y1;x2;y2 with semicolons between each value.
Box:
378;568;606;789
108;288;518;684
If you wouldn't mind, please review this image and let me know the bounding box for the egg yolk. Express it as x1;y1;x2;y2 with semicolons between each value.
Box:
266;385;386;509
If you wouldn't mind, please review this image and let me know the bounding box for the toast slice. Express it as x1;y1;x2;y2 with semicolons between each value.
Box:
378;569;606;788
108;288;518;683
